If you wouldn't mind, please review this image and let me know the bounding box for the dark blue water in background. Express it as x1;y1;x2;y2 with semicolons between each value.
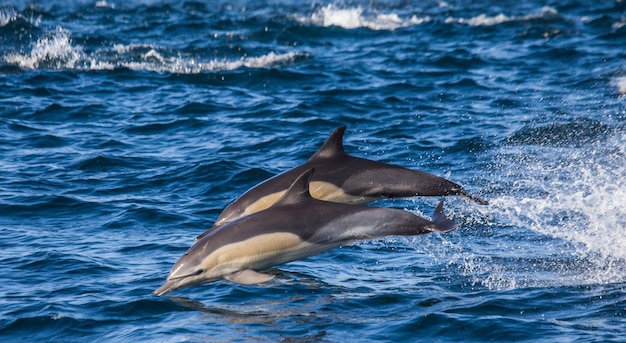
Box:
1;0;625;341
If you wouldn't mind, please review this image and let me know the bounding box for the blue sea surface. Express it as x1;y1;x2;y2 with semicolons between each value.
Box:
1;0;625;341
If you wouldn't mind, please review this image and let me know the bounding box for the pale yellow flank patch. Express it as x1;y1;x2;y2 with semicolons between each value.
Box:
241;181;369;218
310;181;371;204
200;232;308;273
241;191;286;216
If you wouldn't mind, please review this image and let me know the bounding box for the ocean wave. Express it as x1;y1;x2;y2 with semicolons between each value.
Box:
4;27;304;73
446;6;558;27
0;6;16;27
296;4;429;31
4;27;83;69
117;49;303;74
94;0;115;9
0;6;41;28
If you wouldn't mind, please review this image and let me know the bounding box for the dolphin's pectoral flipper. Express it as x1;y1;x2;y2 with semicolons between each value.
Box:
224;269;275;285
430;201;457;232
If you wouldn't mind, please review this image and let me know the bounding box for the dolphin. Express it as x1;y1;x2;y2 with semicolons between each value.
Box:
195;126;485;242
154;169;456;296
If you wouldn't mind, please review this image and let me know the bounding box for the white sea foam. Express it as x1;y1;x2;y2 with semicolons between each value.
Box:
446;6;558;26
299;4;429;31
121;50;301;74
0;7;16;27
5;27;83;69
94;0;115;9
4;28;302;73
611;17;626;30
0;6;42;27
613;76;626;95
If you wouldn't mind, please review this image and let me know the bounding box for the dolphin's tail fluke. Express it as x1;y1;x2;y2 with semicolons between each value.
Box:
431;201;457;232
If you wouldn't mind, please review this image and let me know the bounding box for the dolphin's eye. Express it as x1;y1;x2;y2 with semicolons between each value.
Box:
193;269;203;276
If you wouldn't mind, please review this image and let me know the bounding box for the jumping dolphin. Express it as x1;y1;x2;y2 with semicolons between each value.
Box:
154;169;456;296
195;126;485;242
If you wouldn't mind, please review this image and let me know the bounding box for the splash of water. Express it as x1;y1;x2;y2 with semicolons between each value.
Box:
5;27;83;69
0;6;42;27
408;129;625;290
486;130;625;288
0;7;16;27
496;133;626;254
614;76;626;95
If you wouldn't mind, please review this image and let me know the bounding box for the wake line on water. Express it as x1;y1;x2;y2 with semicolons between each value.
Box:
3;27;303;73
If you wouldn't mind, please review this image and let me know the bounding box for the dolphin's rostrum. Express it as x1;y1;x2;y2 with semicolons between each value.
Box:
154;169;457;296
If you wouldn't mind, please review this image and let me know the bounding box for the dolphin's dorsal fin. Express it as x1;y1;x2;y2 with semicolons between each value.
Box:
309;126;347;161
274;169;315;206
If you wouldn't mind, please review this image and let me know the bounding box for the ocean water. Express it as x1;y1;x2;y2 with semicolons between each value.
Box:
1;0;625;341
